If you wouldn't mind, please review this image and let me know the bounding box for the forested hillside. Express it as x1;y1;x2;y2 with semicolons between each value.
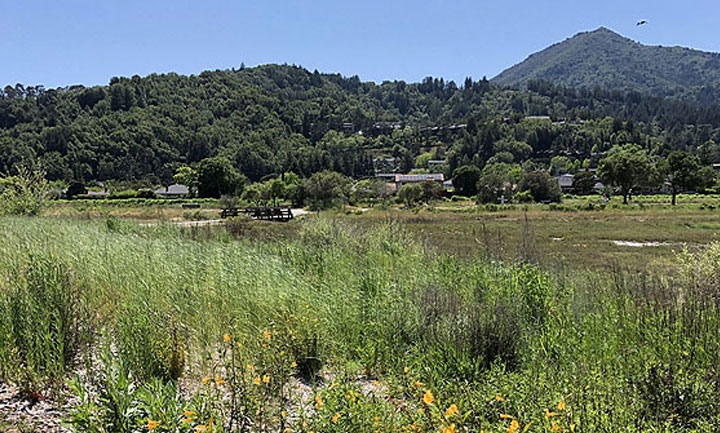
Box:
493;27;720;105
2;63;720;184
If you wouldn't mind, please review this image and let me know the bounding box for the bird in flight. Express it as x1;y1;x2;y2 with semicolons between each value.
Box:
637;20;648;26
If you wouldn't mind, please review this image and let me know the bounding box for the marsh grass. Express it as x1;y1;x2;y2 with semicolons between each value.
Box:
0;215;719;430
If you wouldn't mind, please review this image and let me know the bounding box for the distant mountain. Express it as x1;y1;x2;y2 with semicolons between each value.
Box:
492;27;720;105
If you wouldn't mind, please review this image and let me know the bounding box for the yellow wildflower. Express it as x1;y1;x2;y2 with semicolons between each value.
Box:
507;419;519;433
495;394;505;402
414;381;424;387
404;366;410;373
253;376;261;385
500;414;514;419
422;390;434;405
184;410;196;417
332;412;341;423
182;417;194;424
223;333;231;342
262;374;270;383
247;364;254;371
557;401;566;411
418;408;424;415
442;424;456;433
551;422;562;431
263;330;272;340
544;409;558;419
291;361;297;368
374;416;380;427
445;404;458;418
281;410;287;418
201;376;209;385
570;424;576;432
215;376;225;386
147;419;159;430
315;395;323;409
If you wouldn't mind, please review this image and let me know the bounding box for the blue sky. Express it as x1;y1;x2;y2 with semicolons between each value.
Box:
2;0;719;88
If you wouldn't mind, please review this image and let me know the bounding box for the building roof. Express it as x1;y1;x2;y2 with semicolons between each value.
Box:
556;174;574;188
154;184;190;195
394;174;444;182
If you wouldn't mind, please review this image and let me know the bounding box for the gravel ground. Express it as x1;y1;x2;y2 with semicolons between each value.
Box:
0;382;69;433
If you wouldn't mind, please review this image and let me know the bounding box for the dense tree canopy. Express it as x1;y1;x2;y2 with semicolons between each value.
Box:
2;64;720;188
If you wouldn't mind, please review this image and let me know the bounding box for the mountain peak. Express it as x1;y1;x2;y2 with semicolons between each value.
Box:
492;28;720;104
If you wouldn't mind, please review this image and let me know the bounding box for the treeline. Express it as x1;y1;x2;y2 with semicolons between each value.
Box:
3;65;720;185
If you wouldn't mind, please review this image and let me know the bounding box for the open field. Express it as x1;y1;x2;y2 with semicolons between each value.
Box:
45;194;720;271
1;209;720;431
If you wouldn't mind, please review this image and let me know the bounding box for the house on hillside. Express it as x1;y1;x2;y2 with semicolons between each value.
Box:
388;173;445;193
427;159;447;170
394;173;444;186
556;174;574;193
154;184;190;198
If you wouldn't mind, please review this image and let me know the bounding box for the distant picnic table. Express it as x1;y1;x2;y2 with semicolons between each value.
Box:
221;206;294;222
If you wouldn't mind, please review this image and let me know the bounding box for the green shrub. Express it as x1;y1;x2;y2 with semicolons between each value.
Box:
0;168;52;216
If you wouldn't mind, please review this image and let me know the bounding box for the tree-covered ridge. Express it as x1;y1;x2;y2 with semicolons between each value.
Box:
2;63;720;184
493;27;720;105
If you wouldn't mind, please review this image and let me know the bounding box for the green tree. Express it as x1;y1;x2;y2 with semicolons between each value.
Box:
420;180;444;203
517;171;561;203
476;163;519;203
266;178;287;206
352;179;391;205
242;182;265;206
414;152;433;169
660;151;702;205
598;144;651;204
304;171;350;210
172;166;198;197
572;171;597;195
452;165;481;197
196;157;244;198
550;156;576;176
397;183;423;207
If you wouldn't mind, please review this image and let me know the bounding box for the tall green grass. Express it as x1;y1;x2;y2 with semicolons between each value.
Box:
0;216;719;431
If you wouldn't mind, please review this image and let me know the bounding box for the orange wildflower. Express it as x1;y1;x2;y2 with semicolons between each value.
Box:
445;404;458;418
422;390;434;405
147;419;159;430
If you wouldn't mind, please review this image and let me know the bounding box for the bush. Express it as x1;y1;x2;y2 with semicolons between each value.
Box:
0;168;52;216
514;190;534;203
